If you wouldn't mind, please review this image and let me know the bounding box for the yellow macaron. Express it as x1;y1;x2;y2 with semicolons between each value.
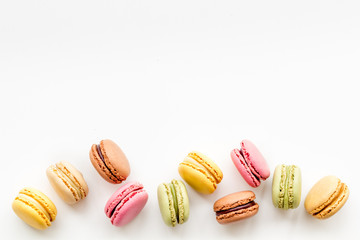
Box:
178;151;223;194
12;187;57;230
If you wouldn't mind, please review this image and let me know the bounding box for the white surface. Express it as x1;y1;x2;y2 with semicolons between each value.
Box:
0;1;359;239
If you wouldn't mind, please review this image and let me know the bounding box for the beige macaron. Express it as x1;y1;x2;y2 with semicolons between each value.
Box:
305;175;349;219
46;161;89;204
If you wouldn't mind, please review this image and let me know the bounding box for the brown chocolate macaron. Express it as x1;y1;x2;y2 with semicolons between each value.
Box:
89;139;130;184
213;191;259;224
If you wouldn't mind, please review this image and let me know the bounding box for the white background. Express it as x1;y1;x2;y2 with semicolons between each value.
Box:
0;1;359;239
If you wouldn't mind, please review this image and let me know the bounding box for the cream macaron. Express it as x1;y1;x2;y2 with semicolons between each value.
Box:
46;161;89;204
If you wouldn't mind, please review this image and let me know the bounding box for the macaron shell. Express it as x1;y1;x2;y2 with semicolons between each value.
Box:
241;140;270;180
157;183;177;227
46;166;81;204
216;203;259;224
105;182;143;217
315;183;349;219
271;164;283;208
188;152;223;183
12;198;50;230
178;162;217;194
214;191;256;212
19;188;57;221
111;190;148;226
290;166;302;209
57;161;89;198
231;149;260;188
101;139;130;181
305;176;342;214
89;144;120;183
172;180;190;224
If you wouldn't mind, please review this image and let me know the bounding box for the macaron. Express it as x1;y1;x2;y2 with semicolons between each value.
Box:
12;187;57;230
231;140;270;187
213;191;259;224
89;139;130;184
178;151;223;194
46;161;89;205
272;164;301;209
305;175;349;219
157;179;190;227
105;182;148;226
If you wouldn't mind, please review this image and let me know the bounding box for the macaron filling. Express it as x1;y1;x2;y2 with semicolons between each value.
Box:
215;201;256;216
96;144;121;181
97;144;106;164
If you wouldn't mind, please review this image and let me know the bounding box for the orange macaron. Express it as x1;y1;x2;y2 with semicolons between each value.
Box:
89;139;130;184
213;191;259;224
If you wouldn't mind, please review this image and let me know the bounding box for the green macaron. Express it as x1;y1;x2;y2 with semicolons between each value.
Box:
272;164;301;209
157;179;189;227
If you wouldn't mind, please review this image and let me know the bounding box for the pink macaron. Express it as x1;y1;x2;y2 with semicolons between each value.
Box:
231;140;270;187
104;182;148;226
